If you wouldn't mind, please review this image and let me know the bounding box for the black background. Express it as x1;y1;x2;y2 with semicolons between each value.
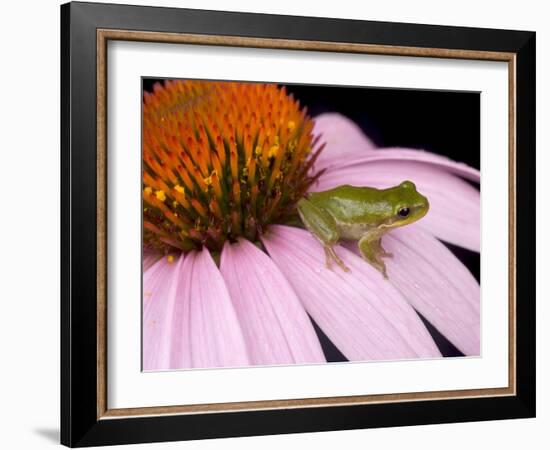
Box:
143;79;480;359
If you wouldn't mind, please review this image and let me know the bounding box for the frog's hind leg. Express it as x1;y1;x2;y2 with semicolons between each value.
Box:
297;198;349;272
358;234;389;279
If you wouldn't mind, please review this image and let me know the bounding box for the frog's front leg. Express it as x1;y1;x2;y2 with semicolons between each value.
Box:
372;239;393;258
297;198;349;272
358;231;390;279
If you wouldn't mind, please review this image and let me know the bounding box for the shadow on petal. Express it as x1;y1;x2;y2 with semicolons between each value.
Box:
143;248;161;272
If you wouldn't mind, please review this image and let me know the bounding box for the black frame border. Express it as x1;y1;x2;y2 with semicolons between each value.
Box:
61;2;535;447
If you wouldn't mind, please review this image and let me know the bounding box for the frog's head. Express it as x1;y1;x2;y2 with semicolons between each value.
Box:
387;180;429;227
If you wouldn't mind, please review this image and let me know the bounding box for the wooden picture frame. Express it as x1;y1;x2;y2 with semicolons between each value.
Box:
61;1;535;446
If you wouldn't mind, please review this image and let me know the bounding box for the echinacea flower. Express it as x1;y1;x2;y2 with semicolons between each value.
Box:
142;80;480;371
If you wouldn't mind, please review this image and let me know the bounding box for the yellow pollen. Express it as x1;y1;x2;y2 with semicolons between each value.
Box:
203;170;217;188
155;190;166;202
268;145;279;158
287;120;296;131
142;80;323;254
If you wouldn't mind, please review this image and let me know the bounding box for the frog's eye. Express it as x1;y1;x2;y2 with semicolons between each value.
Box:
398;207;410;217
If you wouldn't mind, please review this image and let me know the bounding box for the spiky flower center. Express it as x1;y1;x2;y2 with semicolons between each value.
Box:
143;80;325;254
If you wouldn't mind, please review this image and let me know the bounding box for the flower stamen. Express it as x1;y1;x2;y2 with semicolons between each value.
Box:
143;80;324;253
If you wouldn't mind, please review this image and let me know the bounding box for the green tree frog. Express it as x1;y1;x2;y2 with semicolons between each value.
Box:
297;181;429;278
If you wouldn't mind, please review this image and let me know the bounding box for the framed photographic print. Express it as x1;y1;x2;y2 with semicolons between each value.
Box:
60;1;536;447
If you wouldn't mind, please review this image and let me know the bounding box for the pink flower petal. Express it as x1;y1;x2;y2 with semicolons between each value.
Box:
344;225;480;356
143;250;250;371
262;225;441;361
185;250;250;369
313;113;376;171
314;160;480;252
143;255;184;371
220;239;326;365
328;147;480;182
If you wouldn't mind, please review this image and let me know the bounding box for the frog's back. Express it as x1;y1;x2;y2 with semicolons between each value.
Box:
307;184;392;224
